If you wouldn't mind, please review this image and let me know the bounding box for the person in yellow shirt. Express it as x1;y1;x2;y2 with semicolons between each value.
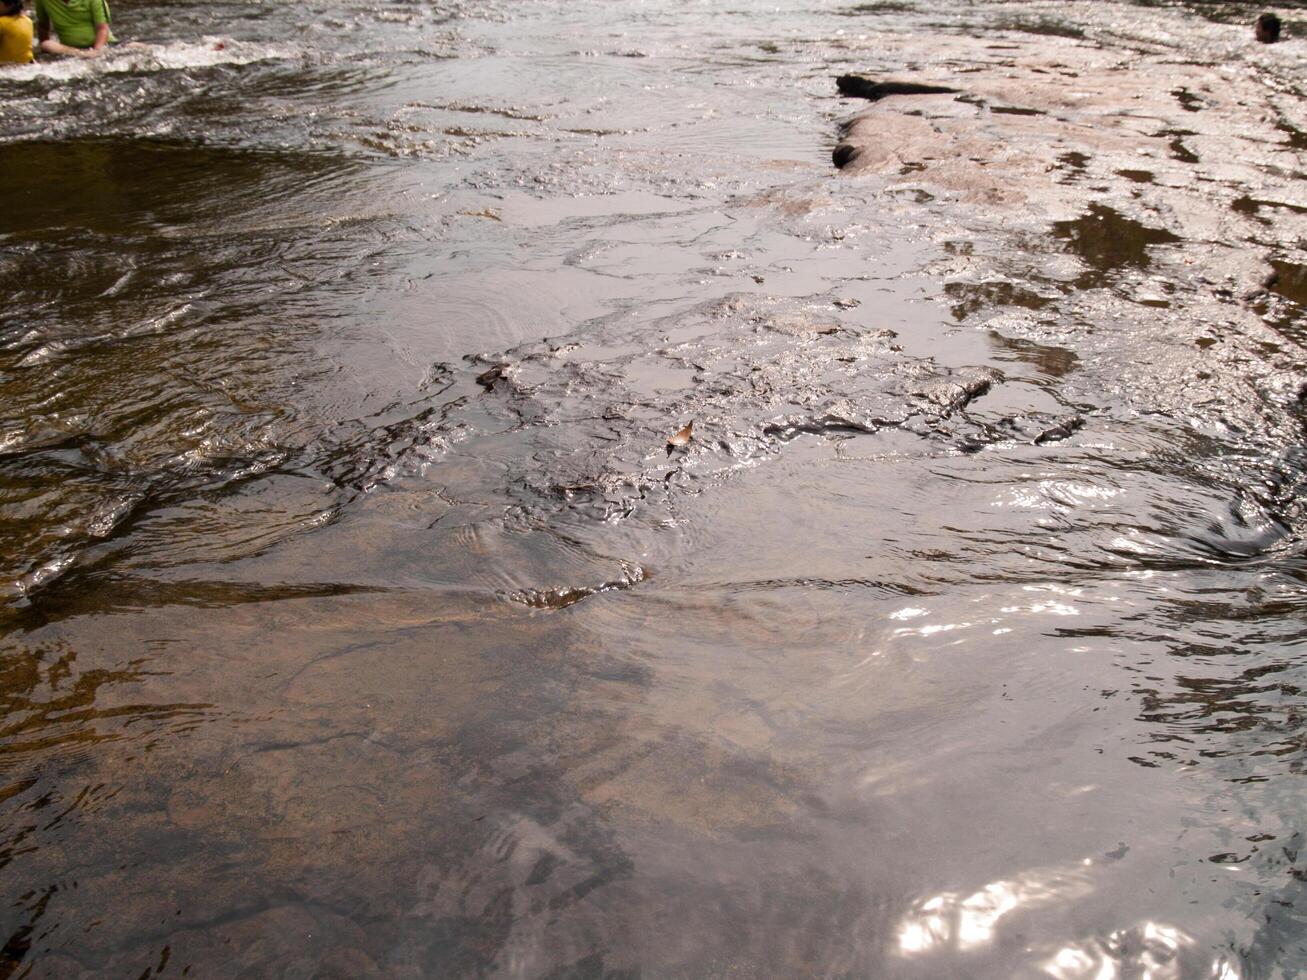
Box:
0;0;34;64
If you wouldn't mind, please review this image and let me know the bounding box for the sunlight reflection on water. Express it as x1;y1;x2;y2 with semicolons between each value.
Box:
897;861;1095;957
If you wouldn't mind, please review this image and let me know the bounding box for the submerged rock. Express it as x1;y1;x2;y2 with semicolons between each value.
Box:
399;294;1029;524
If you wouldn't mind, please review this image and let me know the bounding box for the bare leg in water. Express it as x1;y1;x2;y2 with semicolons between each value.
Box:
39;37;102;58
37;20;109;58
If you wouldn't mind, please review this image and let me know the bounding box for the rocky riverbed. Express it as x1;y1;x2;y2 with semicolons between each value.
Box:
2;1;1306;976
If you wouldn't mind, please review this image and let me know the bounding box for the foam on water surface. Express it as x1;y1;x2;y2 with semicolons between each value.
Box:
1;37;297;82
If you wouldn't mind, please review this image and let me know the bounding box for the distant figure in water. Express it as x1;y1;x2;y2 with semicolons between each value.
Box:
0;0;34;64
35;0;111;58
1256;12;1281;43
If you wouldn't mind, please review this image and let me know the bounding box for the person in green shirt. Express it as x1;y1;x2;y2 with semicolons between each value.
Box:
35;0;111;58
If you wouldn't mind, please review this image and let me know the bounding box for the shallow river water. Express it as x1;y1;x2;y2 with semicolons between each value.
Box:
3;0;1307;976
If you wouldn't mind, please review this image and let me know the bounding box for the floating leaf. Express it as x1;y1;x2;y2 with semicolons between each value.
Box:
667;421;694;448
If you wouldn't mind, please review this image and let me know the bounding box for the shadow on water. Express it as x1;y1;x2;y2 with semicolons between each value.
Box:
991;16;1086;39
0;138;400;614
836;1;920;16
1256;259;1307;347
943;280;1056;321
1050;203;1182;288
1270;260;1307;308
1274;117;1307;152
0;137;360;234
986;330;1080;378
5;578;394;635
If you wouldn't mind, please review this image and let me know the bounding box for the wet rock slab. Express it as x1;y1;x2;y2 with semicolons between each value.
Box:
395;291;1096;530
